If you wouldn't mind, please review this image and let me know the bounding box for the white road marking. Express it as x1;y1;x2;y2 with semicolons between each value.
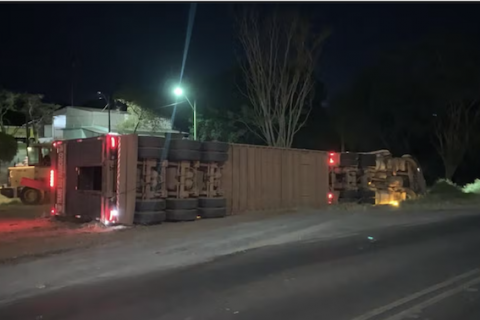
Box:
384;275;480;320
350;268;480;320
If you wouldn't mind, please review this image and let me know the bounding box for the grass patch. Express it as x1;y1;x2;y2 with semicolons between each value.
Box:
0;195;21;206
463;179;480;194
0;199;21;206
401;179;480;211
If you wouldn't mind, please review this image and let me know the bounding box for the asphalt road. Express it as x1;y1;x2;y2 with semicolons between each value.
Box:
2;214;480;320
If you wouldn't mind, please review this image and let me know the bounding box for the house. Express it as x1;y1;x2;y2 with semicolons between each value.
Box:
40;106;185;142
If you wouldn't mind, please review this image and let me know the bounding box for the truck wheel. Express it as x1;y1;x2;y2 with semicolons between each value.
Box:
19;187;42;205
168;149;201;162
169;139;201;151
200;151;228;163
360;197;376;205
198;197;226;208
135;199;166;212
201;141;229;152
340;190;359;200
359;154;377;168
340;153;358;167
134;211;166;225
166;209;198;222
138;136;165;148
138;147;164;160
198;207;227;219
166;198;198;210
359;189;375;198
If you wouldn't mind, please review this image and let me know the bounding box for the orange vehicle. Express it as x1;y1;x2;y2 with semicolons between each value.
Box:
0;143;53;205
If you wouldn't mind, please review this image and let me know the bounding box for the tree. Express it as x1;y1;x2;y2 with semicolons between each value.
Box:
190;107;246;142
0;132;18;164
335;33;480;180
116;99;170;134
0;89;18;133
17;94;59;143
433;101;480;180
236;8;330;147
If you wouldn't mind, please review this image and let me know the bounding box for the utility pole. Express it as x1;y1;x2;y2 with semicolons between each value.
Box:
107;95;111;133
98;91;111;133
193;99;197;141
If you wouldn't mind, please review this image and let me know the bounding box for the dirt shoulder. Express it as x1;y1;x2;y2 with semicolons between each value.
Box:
0;204;300;264
0;204;478;306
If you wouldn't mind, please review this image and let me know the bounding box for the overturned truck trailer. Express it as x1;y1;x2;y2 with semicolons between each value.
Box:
328;150;427;205
50;134;229;225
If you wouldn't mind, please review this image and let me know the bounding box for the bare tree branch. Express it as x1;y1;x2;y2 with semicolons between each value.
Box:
235;8;329;148
0;90;19;133
433;99;480;179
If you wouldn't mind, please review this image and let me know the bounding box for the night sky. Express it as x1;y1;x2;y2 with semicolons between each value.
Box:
2;2;480;106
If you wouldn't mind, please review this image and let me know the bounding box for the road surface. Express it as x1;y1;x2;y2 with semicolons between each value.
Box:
2;214;480;320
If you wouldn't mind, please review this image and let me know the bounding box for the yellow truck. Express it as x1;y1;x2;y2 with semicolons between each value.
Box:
328;150;427;205
0;143;53;205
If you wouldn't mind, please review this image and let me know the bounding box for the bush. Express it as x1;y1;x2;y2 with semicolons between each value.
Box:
463;179;480;194
428;179;465;197
0;132;18;163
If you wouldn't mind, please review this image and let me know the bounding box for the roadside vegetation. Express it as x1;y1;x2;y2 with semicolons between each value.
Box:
401;179;480;210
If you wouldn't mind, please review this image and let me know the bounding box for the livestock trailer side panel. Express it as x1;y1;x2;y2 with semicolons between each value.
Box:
223;144;329;215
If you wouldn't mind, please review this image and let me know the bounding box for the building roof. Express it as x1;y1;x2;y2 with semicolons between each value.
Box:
53;106;128;115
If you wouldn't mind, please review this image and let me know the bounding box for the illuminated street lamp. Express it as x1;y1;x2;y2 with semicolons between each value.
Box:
173;86;197;140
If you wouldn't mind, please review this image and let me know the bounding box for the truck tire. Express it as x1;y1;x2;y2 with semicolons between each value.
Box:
340;153;358;167
138;136;165;148
359;189;375;198
19;187;42;205
134;211;166;225
166;198;198;210
359;154;377;168
135;199;166;212
166;209;198;222
200;151;228;163
340;189;359;200
359;197;376;205
201;141;229;152
198;207;227;219
138;147;164;160
0;187;14;199
169;139;201;151
198;197;226;208
168;149;201;162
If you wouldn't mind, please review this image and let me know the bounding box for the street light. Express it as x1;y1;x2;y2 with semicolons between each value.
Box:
173;86;197;141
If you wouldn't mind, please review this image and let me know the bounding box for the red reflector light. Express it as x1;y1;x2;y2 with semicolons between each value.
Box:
49;170;55;187
328;152;336;166
328;192;334;204
110;136;116;148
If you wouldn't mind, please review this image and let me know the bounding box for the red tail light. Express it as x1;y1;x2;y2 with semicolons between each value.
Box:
50;170;55;188
328;192;334;204
50;208;56;216
328;152;336;166
110;136;117;149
